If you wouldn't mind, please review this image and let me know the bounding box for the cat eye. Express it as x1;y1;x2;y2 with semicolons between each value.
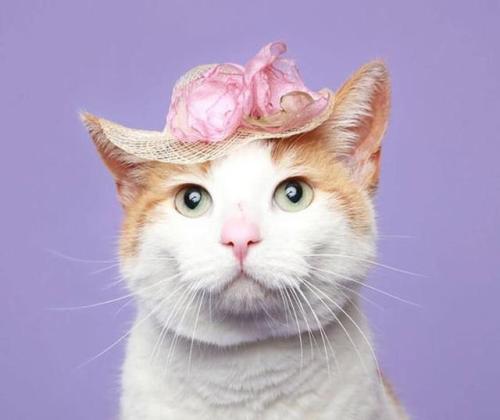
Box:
273;178;314;212
174;185;212;218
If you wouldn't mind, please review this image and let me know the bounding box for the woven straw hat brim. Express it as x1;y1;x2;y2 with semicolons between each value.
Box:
93;90;335;165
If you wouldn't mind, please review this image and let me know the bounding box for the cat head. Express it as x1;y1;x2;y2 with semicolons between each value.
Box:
82;61;390;346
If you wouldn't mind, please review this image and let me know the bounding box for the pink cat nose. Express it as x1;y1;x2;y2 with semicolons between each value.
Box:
221;218;261;263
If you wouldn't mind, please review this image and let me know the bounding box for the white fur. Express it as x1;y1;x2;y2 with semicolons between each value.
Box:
118;142;404;419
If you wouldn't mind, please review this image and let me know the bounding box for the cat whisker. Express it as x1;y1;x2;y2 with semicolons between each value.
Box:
292;280;336;377
307;265;420;307
188;290;205;376
276;284;291;325
90;263;122;275
75;295;167;370
257;300;274;330
153;265;218;367
257;297;284;328
267;274;294;328
165;285;200;372
301;278;386;401
378;234;415;240
207;291;213;323
288;286;316;358
47;248;179;267
46;248;117;264
49;293;134;311
102;275;126;291
300;279;372;382
149;282;192;365
313;271;385;312
49;272;183;311
304;253;424;278
47;248;178;283
113;298;135;317
283;287;304;372
157;284;201;370
336;284;382;314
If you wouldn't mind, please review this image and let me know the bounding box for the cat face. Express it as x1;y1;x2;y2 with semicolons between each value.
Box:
83;61;390;346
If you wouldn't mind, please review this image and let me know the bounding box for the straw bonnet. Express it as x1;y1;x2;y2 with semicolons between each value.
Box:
83;42;335;164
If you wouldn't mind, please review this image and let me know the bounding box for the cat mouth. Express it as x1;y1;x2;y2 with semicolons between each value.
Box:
224;270;265;290
213;272;275;317
221;272;267;298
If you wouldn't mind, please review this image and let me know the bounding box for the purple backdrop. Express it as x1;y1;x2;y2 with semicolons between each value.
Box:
1;1;499;419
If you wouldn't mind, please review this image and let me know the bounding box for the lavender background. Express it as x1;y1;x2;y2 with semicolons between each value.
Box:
1;1;499;419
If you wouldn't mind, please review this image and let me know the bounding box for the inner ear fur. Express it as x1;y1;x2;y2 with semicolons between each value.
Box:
318;60;391;194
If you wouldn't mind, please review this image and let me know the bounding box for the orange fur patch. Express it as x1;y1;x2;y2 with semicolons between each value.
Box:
85;61;389;259
119;161;212;258
270;131;374;235
119;133;374;259
382;374;408;419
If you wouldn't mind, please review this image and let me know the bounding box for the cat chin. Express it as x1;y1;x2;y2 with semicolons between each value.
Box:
157;285;346;348
213;273;278;316
167;311;310;347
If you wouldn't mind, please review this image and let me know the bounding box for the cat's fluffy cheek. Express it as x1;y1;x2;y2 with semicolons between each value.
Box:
119;207;374;347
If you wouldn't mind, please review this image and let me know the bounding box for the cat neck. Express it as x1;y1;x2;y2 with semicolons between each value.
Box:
120;299;385;418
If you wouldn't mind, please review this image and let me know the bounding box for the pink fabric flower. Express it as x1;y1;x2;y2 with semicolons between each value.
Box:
243;42;329;132
166;64;248;143
244;42;310;117
166;42;329;143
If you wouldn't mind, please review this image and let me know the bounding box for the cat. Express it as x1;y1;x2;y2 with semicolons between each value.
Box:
82;60;408;420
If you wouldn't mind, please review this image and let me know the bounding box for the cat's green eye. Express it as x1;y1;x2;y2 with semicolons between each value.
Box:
273;178;314;212
175;185;212;218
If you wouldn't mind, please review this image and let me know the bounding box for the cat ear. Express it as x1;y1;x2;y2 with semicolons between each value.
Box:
81;112;148;207
321;61;391;194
